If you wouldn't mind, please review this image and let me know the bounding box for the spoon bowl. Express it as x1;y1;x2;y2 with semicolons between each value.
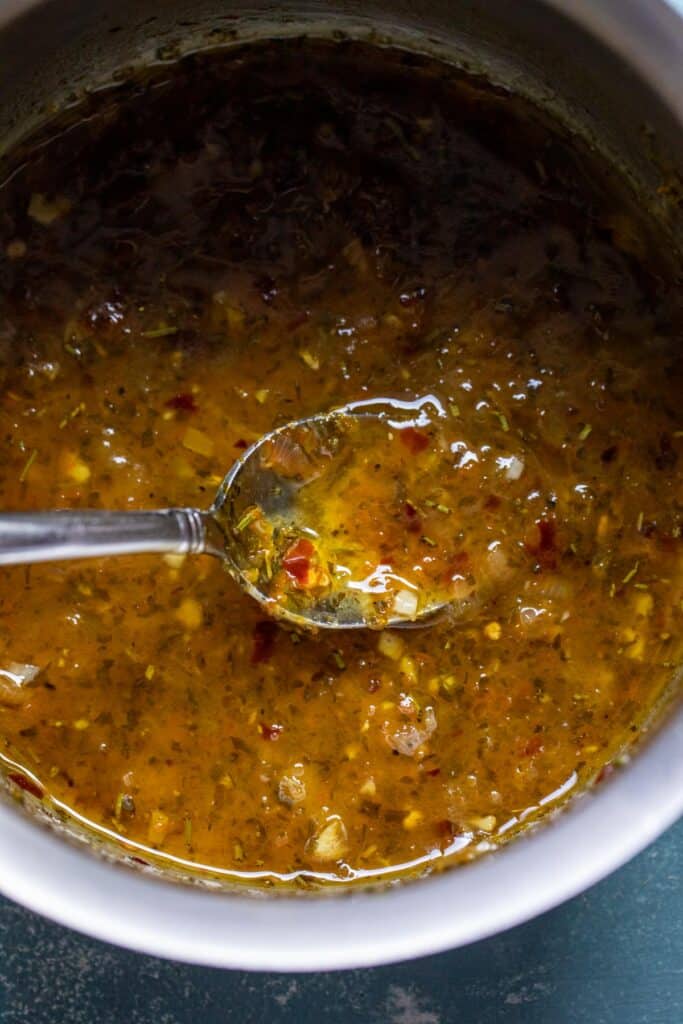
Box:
213;395;452;629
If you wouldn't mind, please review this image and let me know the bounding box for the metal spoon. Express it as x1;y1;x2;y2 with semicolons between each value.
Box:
0;397;449;630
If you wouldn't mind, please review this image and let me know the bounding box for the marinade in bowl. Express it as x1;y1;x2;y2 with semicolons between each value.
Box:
0;40;681;888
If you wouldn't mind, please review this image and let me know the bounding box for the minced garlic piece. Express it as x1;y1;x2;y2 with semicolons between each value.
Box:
163;553;186;569
147;809;170;846
596;514;610;540
470;815;497;832
175;597;203;630
377;632;404;661
399;655;418;684
634;592;653;617
277;774;306;806
359;778;377;799
299;349;320;371
308;817;348;862
626;635;645;661
402;809;423;830
484;621;502;640
60;450;91;483
182;426;214;457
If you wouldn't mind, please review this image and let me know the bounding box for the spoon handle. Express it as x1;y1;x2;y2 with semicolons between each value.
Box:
0;509;209;566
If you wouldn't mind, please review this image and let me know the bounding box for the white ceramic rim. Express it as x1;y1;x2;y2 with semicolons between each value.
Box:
1;708;682;970
0;0;682;972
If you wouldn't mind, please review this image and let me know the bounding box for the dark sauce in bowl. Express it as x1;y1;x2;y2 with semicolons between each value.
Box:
0;40;681;886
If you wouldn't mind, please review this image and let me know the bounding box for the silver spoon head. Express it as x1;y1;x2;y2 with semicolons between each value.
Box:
210;396;458;630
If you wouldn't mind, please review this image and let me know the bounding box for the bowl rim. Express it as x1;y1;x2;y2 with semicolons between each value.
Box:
0;0;682;972
1;704;682;970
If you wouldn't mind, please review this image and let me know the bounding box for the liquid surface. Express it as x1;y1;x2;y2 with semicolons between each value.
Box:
0;42;681;886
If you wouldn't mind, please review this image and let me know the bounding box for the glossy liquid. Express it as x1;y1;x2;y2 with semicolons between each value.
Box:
0;41;681;886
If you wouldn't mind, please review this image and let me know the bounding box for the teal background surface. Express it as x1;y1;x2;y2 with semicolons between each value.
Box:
0;818;680;1023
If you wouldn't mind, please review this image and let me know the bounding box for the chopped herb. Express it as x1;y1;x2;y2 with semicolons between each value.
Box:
59;402;85;429
141;325;178;338
622;561;639;584
436;504;451;514
235;506;260;533
449;403;460;418
299;349;320;370
19;449;37;483
421;535;437;547
332;650;346;670
493;411;509;432
578;423;592;441
636;511;644;532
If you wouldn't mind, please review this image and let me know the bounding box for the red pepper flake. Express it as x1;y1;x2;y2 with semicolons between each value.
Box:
8;772;44;799
537;518;556;550
282;537;315;586
425;767;441;777
595;763;615;786
251;620;278;664
525;517;557;569
165;392;198;413
367;677;381;693
434;818;457;839
130;856;150;867
522;735;544;758
403;501;422;534
399;427;430;454
234;439;248;450
259;722;283;741
484;494;502;511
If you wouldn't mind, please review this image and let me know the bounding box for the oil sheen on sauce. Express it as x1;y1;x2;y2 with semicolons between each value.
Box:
0;41;681;887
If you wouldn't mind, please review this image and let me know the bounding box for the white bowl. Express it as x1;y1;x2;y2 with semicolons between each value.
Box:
0;0;681;971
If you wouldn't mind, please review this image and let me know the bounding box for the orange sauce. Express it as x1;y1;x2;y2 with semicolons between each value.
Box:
0;41;681;885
